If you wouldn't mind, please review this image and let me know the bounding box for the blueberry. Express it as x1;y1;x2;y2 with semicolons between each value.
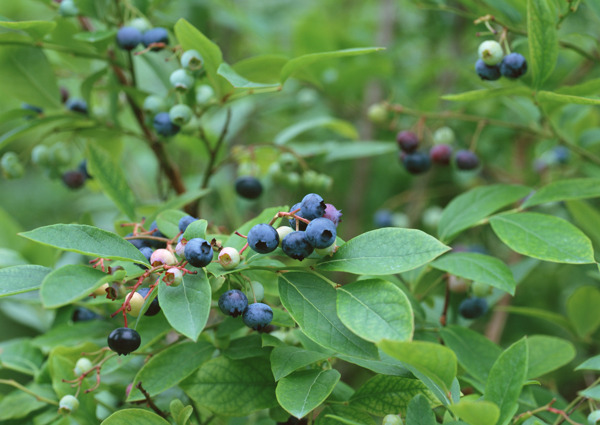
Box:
459;297;488;319
281;231;313;261
73;357;93;376
478;40;504;65
179;215;198;233
137;288;160;316
430;144;453;165
455;150;480;170
500;52;527;79
402;151;431;174
66;98;88;115
72;307;101;322
235;176;263;199
305;217;337;249
396;131;419;153
553;146;570;164
288;203;307;231
136;246;153;269
31;145;50;166
374;209;393;228
142;27;169;50
22;103;43;116
475;59;501;81
323;203;342;227
78;159;92;179
164;268;183;287
300;193;326;220
107;327;141;355
218;289;248;317
126;233;148;250
247;224;279;254
148;221;167;248
242;303;273;331
116;26;142;51
58;395;79;414
125;291;145;317
184;238;213;267
196;85;215;105
153;112;180;137
0;152;24;179
62;170;86;189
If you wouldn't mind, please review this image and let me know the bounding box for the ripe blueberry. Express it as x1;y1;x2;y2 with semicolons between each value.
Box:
281;231;314;261
247;223;279;254
65;98;88;115
78;159;92;179
137;288;160;316
58;395;79;414
288;202;308;231
107;327;141;356
429;144;452;165
218;247;241;270
169;104;193;126
478;40;504;66
72;307;101;322
178;215;198;233
116;26;142;51
181;49;203;71
323;203;342;227
141;28;169;50
235;176;263;199
374;209;393;228
300;193;326;220
459;297;488;319
305;217;337;249
396;131;419;153
500;52;527;79
243;303;274;331
218;289;248;317
455;150;480;170
553;146;570;164
153;112;180;137
402;151;431;174
62;170;86;189
475;59;501;81
148;221;167;248
184;238;213;268
126;233;147;250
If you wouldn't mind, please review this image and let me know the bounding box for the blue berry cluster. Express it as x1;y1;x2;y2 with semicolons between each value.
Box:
475;40;527;81
115;26;169;52
218;289;273;331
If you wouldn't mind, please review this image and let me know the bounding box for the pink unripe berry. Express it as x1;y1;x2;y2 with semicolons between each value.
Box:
150;248;177;267
218;247;240;270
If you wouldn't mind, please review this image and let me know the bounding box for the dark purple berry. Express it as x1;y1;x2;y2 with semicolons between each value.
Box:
66;98;88;115
323;204;342;227
402;151;431;174
107;327;141;356
430;144;452;165
235;176;263;199
455;150;480;170
374;209;393;228
396;131;419;153
459;297;488;319
247;224;279;254
281;231;313;261
475;59;501;81
242;303;273;331
218;289;248;317
72;307;101;322
288;203;307;231
137;288;160;316
500;53;527;79
60;87;70;104
62;170;86;189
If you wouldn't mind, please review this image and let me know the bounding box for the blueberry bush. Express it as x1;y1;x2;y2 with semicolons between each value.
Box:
1;1;600;424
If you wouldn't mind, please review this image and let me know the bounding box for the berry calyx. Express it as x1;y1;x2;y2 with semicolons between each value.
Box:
218;247;241;270
107;327;141;356
281;231;314;261
235;176;263;199
396;131;419;153
181;49;203;71
184;238;213;268
500;52;527;79
300;193;326;220
218;289;248;317
242;303;273;331
305;217;337;249
247;223;279;254
455;150;480;170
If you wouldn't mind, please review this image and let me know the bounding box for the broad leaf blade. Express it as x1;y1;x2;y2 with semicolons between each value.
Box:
217;62;280;89
101;408;171;424
276;369;340;418
522;178;600;208
274;117;358;145
537;91;600;105
431;253;516;295
567;286;600;337
270;346;330;381
489;212;595;264
527;335;575;378
405;394;437;425
19;224;149;263
0;265;51;297
442;87;531;102
316;228;449;275
527;0;558;88
450;400;500;425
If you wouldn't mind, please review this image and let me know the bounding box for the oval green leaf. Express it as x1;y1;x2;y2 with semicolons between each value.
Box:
450;399;500;425
270;346;330;381
489;212;595;264
316;228;449;275
527;335;575;378
101;408;171;424
276;369;341;418
0;265;51;297
156;209;187;239
567;286;600;337
336;279;414;343
522;178;600;208
527;0;558;88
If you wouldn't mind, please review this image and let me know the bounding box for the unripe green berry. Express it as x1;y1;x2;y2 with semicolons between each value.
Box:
1;152;24;179
246;281;265;302
74;357;93;376
478;40;504;66
58;0;79;17
181;49;203;71
58;395;79;414
49;142;72;166
278;152;300;172
93;283;109;296
285;172;301;188
472;281;492;297
31;145;50;166
382;414;403;425
169;104;193;126
315;243;338;257
170;69;194;92
195;85;215;105
127;291;145;317
127;17;151;33
422;206;443;230
276;226;294;247
209;275;226;293
367;103;388;123
302;170;320;189
448;275;470;293
588;410;600;425
143;95;167;115
218;247;241;270
391;212;409;228
433;126;455;145
164;268;183;287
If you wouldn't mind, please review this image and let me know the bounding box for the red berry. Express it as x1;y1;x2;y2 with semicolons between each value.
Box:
430;144;453;165
396;131;419;153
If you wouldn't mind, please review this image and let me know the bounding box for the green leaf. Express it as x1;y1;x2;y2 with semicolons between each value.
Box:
181;356;277;416
566;200;600;249
498;306;573;333
19;224;149;263
405;394;437;425
336;278;414;343
224;334;270;359
317;405;376;425
101;408;171;424
274;117;358;145
270;346;330;381
182;219;208;241
87;142;137;220
174;19;224;96
288;140;397;162
576;355;600;371
278;272;378;359
489;212;595;264
431;253;516;295
0;265;51;297
527;0;558;88
40;265;123;308
127;341;214;401
522;178;600;208
438;184;531;242
378;340;457;392
316;228;449;275
0;338;44;375
145;189;211;224
484;338;528;425
0;46;60;108
0;114;68;150
232;54;289;84
527;335;575;378
441;87;532;102
217;62;280;89
280;47;384;83
156;209;187;239
580;385;600;401
567;286;600;337
440;325;501;387
349;375;437;416
0;383;55;420
450;399;500;425
0;20;56;40
276;369;341;418
537;91;600;105
158;270;211;341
